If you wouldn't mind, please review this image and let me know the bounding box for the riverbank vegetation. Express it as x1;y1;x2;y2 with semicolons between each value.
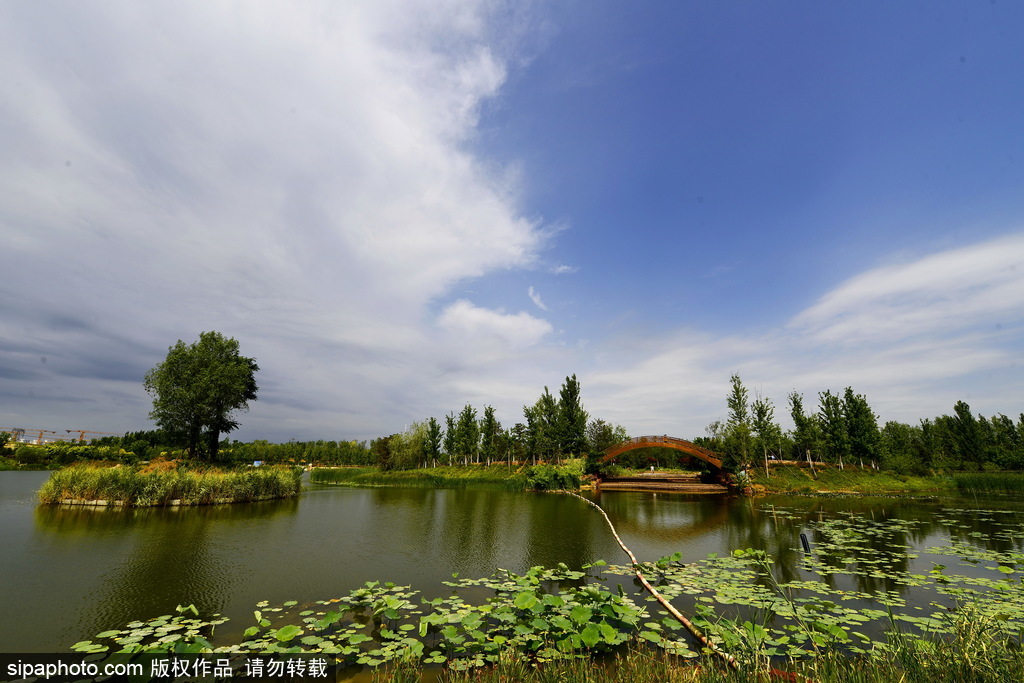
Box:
695;374;1024;478
37;461;302;506
310;462;584;491
749;464;948;495
72;506;1024;681
9;371;1023;494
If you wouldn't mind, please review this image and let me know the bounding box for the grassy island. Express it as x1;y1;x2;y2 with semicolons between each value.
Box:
37;462;302;507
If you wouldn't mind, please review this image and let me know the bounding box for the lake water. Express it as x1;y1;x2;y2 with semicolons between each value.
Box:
2;471;1023;653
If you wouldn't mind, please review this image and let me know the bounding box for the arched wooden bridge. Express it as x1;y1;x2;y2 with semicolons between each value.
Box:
602;435;723;470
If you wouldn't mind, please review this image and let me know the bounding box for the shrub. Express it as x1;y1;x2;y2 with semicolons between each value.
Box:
525;463;581;491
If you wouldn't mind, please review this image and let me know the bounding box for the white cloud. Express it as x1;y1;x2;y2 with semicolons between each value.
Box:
1;3;1020;444
582;233;1024;437
438;300;552;349
527;286;549;311
0;0;554;438
790;233;1024;346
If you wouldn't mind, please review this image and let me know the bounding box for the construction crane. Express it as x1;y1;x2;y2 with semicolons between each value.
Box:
66;430;121;443
2;428;63;444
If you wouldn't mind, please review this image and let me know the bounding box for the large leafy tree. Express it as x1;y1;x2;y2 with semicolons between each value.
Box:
818;390;849;466
842;388;880;468
143;331;258;461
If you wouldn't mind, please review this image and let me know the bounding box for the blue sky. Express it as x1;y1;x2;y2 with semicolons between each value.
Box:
2;1;1022;443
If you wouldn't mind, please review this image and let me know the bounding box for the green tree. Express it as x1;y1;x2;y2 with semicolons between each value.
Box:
788;391;820;472
479;405;500;466
425;417;442;467
950;400;983;470
586;419;628;453
557;374;589;457
879;421;921;474
527;388;559;463
724;373;751;471
390;422;427;470
818;390;849;466
443;412;457;466
372;434;395;470
455;404;479;464
843;388;880;469
143;331;259;461
509;423;528;464
751;393;780;475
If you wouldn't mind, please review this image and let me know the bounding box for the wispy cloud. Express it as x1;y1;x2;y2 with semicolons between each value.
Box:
789;233;1024;346
585;233;1024;436
527;286;550;311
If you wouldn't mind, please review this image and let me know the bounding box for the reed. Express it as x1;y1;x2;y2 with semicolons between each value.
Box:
38;463;301;506
951;471;1024;494
435;627;1024;683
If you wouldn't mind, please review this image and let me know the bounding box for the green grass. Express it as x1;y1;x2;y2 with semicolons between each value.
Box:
403;612;1024;683
37;464;302;506
750;465;951;495
310;462;584;491
311;464;531;490
951;471;1024;494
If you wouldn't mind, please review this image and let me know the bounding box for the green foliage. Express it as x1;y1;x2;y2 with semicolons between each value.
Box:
311;463;584;492
425;417;442;465
311;465;531;490
843;388;880;467
722;374;751;471
38;464;301;506
143;331;258;461
455;404;480;464
227;439;370;466
443;413;457;465
749;464;945;494
950;471;1024;494
479;406;500;465
524;462;583;491
557;374;589;457
818;390;849;465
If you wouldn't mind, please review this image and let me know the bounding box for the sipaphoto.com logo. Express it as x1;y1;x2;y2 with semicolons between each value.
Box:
3;655;143;681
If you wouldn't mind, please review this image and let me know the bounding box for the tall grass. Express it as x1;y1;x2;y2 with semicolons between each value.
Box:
38;464;302;506
751;465;949;495
311;465;531;491
951;471;1024;494
433;612;1024;683
310;463;585;491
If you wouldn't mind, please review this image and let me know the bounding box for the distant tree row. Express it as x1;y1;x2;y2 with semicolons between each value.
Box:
370;375;630;471
697;374;1024;473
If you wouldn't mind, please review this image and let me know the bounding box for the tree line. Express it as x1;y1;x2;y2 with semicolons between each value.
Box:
369;374;630;471
697;374;1024;474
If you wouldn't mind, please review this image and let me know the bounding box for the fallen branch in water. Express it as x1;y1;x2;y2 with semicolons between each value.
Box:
563;490;739;670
